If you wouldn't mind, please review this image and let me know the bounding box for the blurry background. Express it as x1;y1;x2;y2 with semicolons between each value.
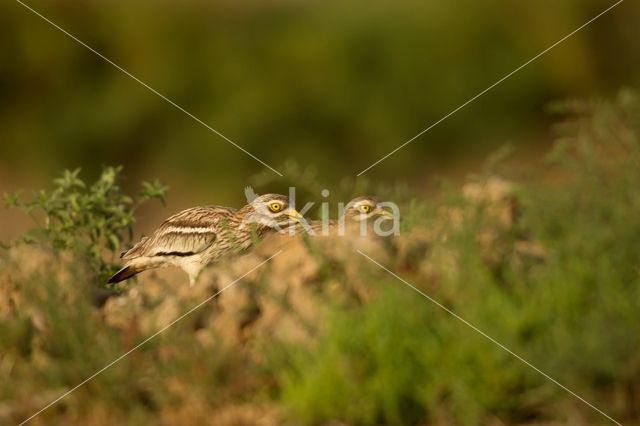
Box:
2;2;640;424
1;0;639;239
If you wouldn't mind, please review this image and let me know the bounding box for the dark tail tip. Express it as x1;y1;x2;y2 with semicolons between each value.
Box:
108;266;139;284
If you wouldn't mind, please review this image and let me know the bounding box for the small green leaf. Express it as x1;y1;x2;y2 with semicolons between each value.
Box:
6;165;168;286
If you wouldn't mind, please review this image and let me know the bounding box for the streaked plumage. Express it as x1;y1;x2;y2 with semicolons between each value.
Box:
109;194;301;286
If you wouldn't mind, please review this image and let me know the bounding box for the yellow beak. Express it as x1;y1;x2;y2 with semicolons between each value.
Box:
375;207;395;221
285;208;304;222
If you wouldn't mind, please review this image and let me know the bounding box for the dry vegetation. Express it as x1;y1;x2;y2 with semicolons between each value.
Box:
2;93;640;425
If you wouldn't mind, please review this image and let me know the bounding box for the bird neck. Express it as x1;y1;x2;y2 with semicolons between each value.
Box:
234;205;273;234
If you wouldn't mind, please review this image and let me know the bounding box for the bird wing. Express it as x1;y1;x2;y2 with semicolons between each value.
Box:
122;206;236;259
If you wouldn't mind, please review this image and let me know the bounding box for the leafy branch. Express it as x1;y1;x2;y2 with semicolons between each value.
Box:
3;166;168;284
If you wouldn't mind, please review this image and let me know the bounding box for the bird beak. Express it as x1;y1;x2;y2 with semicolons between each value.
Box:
285;208;303;222
375;207;395;221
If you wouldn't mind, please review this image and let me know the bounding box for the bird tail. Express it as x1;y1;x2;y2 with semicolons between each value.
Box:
108;265;141;284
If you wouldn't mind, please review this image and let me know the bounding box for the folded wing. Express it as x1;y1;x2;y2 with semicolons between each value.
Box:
122;206;236;259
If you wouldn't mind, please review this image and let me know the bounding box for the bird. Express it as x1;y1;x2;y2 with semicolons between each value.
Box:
303;196;395;236
108;194;302;286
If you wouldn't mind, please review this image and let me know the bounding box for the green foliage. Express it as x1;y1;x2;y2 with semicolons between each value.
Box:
3;166;167;283
272;92;640;425
277;285;550;425
1;93;640;425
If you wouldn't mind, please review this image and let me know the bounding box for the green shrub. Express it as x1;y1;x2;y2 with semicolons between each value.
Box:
3;166;167;283
2;92;639;425
273;91;640;425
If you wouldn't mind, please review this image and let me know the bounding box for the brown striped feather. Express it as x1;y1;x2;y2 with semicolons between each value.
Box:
122;206;236;259
112;194;295;284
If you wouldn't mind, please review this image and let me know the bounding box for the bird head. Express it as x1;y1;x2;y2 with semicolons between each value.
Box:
242;193;303;230
344;196;395;222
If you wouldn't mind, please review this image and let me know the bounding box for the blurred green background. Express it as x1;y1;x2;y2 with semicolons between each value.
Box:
2;1;640;424
1;0;638;216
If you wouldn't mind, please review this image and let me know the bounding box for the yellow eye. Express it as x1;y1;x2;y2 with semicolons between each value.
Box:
359;204;371;213
269;202;283;212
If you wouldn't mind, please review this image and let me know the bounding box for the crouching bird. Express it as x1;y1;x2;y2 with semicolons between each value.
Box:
108;194;302;286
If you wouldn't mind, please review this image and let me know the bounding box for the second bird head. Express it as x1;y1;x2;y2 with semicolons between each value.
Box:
344;196;394;222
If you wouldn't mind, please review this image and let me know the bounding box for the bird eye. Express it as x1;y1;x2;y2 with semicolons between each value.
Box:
269;202;283;212
359;204;371;213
